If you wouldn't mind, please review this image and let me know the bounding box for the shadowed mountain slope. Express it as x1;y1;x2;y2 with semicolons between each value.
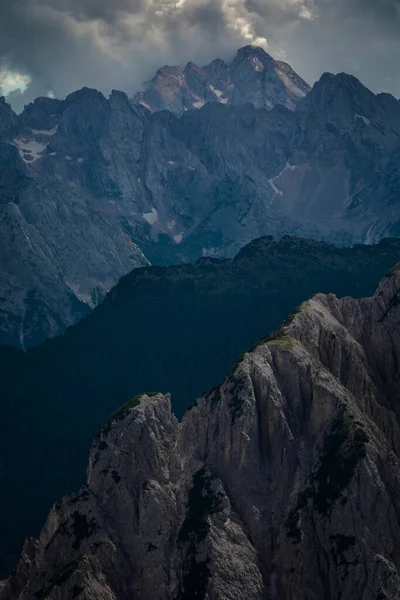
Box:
3;254;400;599
0;235;400;575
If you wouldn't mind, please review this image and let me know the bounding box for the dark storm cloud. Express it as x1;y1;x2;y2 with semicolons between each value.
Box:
0;0;399;112
0;0;248;111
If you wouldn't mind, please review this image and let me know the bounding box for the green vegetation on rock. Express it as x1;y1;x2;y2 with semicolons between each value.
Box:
311;412;369;515
286;409;369;541
178;469;224;600
386;266;400;277
266;335;294;350
98;392;157;437
34;556;82;599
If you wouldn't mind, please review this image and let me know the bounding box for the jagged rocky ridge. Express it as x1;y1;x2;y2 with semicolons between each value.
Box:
2;45;400;346
3;264;400;599
1;235;400;577
133;44;310;114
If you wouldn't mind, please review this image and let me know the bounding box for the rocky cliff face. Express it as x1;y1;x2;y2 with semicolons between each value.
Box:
2;235;400;577
0;90;151;347
133;45;310;114
2;45;400;347
4;266;400;599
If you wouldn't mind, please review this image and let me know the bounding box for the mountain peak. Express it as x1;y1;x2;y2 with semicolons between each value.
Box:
4;263;400;599
133;45;309;114
0;96;18;138
318;71;369;92
65;87;107;104
239;44;263;51
233;44;274;65
0;95;15;111
230;45;274;72
20;95;63;130
298;70;400;131
235;44;269;56
184;61;202;73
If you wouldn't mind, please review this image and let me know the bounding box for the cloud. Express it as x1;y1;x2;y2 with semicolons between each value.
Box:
0;0;399;112
272;0;400;98
0;70;30;96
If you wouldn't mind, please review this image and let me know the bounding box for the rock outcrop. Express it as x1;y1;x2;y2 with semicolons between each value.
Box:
3;265;400;599
133;45;310;114
2;235;400;577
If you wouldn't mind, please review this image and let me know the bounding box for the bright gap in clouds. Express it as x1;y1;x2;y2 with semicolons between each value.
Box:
0;71;30;96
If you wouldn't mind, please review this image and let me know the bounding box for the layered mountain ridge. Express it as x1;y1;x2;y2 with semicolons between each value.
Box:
2;45;400;347
133;45;310;114
1;235;400;577
3;262;400;599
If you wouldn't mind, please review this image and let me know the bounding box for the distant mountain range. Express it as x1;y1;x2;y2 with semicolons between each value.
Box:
133;45;310;114
3;243;400;600
1;45;400;347
0;235;399;576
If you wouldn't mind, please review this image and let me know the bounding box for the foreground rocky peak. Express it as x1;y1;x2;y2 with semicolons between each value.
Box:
133;45;310;114
4;266;400;599
2;236;399;577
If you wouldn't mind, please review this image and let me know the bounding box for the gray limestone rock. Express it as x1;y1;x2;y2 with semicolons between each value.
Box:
4;266;400;599
133;45;310;114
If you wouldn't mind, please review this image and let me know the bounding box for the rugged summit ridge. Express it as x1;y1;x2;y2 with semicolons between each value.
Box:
2;47;400;347
4;266;400;599
133;45;310;114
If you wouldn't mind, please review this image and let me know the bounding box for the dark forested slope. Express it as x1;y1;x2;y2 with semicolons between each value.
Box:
1;235;400;574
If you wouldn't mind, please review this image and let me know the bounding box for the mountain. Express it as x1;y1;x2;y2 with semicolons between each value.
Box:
133;45;310;114
0;90;151;347
2;47;400;346
0;235;399;577
4;262;400;599
294;72;400;239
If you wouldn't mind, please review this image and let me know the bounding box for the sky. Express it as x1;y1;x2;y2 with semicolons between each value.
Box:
1;0;400;112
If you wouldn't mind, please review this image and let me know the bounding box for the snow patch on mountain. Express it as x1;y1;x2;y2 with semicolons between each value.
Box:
268;178;283;196
31;126;58;136
277;71;308;99
252;57;265;72
354;114;371;125
143;208;158;225
139;99;152;111
268;162;298;196
209;85;224;98
12;137;48;163
174;232;183;243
